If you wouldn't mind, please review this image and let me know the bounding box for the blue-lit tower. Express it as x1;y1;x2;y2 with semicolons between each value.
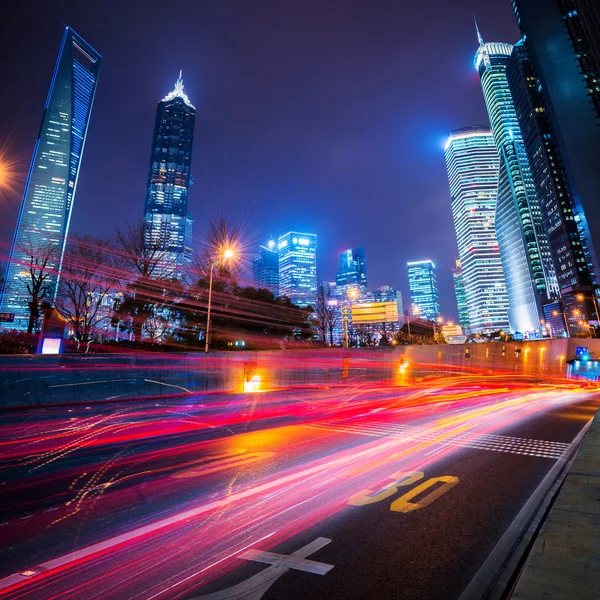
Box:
143;71;196;279
0;27;102;331
252;239;279;296
277;232;317;308
335;246;367;297
475;26;559;335
407;260;440;321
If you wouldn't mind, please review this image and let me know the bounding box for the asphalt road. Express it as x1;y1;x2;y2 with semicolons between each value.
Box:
0;374;598;600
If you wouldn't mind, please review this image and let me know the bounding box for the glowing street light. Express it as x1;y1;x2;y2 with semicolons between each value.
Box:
343;288;359;349
205;247;236;353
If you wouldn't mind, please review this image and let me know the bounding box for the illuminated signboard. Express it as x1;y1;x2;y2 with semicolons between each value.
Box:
351;302;398;324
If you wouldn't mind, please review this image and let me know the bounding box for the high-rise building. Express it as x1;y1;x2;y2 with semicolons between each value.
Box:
252;239;279;296
444;127;509;333
277;232;317;308
407;260;440;321
475;29;559;334
0;28;101;331
143;71;196;279
511;0;600;322
506;40;598;333
451;259;471;334
335;246;367;297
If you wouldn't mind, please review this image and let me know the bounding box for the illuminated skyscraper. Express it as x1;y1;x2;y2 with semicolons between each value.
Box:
475;28;558;334
0;28;101;332
445;127;509;333
407;260;440;321
143;71;195;279
335;246;367;297
277;232;317;308
451;259;472;334
252;239;279;296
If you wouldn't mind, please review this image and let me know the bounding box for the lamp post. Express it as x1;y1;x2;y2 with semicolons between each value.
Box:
576;293;599;338
205;248;234;353
407;305;420;342
551;309;571;338
343;288;358;349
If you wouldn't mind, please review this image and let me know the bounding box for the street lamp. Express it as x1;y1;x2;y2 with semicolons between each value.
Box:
576;293;599;338
343;288;359;349
551;310;570;338
205;247;235;353
407;305;420;341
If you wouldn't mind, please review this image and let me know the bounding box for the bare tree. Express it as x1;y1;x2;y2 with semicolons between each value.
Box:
315;283;338;346
19;240;59;333
114;219;176;280
55;236;117;349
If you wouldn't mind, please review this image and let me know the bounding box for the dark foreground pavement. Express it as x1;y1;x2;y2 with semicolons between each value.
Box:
0;376;597;600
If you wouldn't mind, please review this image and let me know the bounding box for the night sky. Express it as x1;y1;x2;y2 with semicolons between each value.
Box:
0;1;519;319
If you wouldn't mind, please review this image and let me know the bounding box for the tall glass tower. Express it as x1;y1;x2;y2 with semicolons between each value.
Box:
252;239;279;296
445;126;509;333
452;259;472;334
335;246;367;297
277;232;317;308
475;29;559;334
0;27;101;331
143;71;196;279
407;260;440;322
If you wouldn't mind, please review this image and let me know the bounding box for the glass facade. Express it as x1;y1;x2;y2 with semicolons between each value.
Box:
0;28;102;331
475;37;559;335
335;246;367;297
252;240;279;296
445;127;509;333
143;71;195;279
277;232;317;308
407;260;440;322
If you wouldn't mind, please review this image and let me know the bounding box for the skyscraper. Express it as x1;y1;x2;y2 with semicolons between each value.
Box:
407;260;440;321
475;29;559;334
252;239;279;296
143;71;196;279
335;246;367;297
0;28;101;332
506;40;598;333
277;232;317;308
511;0;600;321
452;259;471;334
444;126;509;333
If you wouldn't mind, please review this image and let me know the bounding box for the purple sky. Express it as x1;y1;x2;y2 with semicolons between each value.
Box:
0;0;519;319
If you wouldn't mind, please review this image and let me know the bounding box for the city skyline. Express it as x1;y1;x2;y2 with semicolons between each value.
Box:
0;1;521;321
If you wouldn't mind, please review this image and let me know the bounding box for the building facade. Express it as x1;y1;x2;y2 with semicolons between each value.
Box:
407;260;440;322
0;28;102;331
252;240;279;296
506;40;598;334
277;232;317;308
475;32;559;335
143;71;196;279
335;246;367;297
445;127;509;333
511;0;600;327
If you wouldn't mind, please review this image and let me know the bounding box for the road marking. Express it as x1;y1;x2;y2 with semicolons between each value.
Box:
390;475;460;513
305;421;570;459
191;537;333;600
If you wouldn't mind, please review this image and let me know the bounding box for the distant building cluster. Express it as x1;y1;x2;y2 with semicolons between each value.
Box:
2;0;600;345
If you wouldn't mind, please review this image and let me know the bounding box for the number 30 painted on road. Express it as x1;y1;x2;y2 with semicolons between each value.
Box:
347;471;459;513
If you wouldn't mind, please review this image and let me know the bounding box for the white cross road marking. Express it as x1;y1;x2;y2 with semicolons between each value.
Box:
191;537;333;600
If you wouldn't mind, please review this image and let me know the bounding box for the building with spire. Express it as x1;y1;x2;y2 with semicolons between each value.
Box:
445;126;509;333
474;22;559;335
143;71;196;279
0;27;102;332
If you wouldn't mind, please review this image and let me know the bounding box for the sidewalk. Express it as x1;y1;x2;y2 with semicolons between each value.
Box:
511;408;600;599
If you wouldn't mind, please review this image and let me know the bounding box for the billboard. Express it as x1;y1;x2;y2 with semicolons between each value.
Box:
351;302;399;324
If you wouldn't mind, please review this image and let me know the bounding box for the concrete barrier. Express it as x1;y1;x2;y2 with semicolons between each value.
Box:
511;407;600;599
1;339;599;408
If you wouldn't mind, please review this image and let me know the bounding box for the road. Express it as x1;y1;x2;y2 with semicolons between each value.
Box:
0;373;598;599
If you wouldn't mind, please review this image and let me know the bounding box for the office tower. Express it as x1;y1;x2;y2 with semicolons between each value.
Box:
451;259;471;334
511;0;600;322
335;246;367;297
445;127;509;333
0;28;101;332
506;40;598;333
277;232;317;308
475;28;559;334
252;239;279;296
407;260;440;321
143;71;195;279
